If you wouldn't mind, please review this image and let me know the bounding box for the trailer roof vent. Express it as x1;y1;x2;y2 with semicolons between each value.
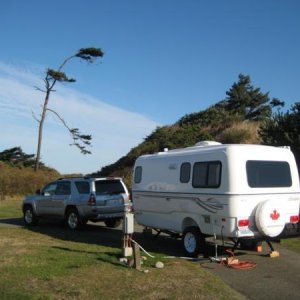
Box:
195;141;222;147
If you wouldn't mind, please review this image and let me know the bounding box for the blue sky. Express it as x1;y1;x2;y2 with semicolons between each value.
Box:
0;0;299;174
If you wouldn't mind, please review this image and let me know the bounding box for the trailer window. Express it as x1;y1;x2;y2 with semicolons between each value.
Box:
246;160;292;187
192;161;221;188
180;163;191;183
134;166;143;183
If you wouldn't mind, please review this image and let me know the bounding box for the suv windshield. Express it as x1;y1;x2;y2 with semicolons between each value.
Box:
95;180;125;195
246;160;292;188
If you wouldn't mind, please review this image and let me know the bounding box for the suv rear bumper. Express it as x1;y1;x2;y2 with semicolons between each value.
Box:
83;205;124;220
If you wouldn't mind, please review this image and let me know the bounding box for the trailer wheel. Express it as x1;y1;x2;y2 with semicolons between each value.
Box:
182;226;205;257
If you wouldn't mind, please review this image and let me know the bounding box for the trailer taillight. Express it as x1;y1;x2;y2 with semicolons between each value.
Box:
238;219;250;227
290;215;299;223
88;194;96;206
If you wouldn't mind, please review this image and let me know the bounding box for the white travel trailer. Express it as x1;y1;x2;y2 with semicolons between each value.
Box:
132;142;300;257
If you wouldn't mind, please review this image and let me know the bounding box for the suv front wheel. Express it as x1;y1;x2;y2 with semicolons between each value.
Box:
66;208;82;230
23;206;39;226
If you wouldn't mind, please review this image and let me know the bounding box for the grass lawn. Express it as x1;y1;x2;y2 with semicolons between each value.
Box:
281;236;300;252
0;197;299;299
0;196;23;218
0;198;245;300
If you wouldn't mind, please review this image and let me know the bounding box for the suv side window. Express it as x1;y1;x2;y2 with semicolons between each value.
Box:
55;181;71;195
42;182;57;196
75;181;90;194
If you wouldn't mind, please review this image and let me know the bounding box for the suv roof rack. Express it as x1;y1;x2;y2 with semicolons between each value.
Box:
58;176;91;180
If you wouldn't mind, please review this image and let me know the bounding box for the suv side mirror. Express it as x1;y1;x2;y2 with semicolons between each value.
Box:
35;189;41;195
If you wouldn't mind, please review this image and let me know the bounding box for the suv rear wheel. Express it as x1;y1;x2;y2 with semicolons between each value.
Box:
66;208;82;230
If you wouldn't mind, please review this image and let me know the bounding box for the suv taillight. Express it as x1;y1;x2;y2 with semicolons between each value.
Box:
88;194;96;206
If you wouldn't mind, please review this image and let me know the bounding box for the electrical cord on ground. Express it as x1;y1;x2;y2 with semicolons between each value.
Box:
222;249;257;270
130;239;155;258
129;239;256;269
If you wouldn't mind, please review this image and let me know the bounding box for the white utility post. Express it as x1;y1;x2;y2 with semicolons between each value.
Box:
122;203;134;257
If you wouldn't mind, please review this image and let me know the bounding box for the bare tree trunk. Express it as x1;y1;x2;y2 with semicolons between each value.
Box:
34;90;51;171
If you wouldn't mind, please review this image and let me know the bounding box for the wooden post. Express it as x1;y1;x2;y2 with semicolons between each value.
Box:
133;242;141;271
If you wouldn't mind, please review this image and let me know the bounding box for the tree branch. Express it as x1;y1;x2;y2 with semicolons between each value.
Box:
31;110;40;123
46;108;92;154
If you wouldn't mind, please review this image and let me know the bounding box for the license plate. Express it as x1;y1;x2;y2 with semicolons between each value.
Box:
107;199;121;206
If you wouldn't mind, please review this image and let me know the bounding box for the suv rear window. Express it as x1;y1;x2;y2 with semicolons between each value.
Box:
246;160;292;187
95;180;125;195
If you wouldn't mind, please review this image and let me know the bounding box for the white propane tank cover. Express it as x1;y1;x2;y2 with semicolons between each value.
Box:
123;212;134;234
255;200;286;237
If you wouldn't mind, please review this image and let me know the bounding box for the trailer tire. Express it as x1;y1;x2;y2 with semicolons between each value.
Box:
182;226;205;257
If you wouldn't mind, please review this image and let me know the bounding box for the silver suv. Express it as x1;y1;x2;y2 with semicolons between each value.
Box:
22;177;130;230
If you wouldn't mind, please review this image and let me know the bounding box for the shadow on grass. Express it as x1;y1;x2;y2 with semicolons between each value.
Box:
52;246;126;267
0;217;184;257
0;217;249;260
0;217;24;227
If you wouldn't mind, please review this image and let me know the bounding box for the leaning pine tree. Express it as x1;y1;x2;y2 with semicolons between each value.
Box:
34;48;104;171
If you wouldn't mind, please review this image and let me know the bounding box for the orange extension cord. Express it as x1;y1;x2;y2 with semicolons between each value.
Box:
221;250;257;270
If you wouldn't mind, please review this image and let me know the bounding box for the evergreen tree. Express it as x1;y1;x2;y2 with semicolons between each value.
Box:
34;47;104;171
0;147;37;167
217;74;272;121
259;102;300;170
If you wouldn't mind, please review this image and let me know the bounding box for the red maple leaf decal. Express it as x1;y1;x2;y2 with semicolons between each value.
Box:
270;210;280;220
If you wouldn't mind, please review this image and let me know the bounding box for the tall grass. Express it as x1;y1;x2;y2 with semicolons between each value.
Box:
216;121;261;144
0;162;59;199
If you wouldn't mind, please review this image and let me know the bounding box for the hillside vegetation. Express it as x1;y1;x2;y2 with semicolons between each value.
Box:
94;74;300;187
0;147;59;198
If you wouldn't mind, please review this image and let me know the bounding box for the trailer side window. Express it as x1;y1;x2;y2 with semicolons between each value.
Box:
246;160;292;187
192;161;221;188
180;163;191;183
134;166;143;183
